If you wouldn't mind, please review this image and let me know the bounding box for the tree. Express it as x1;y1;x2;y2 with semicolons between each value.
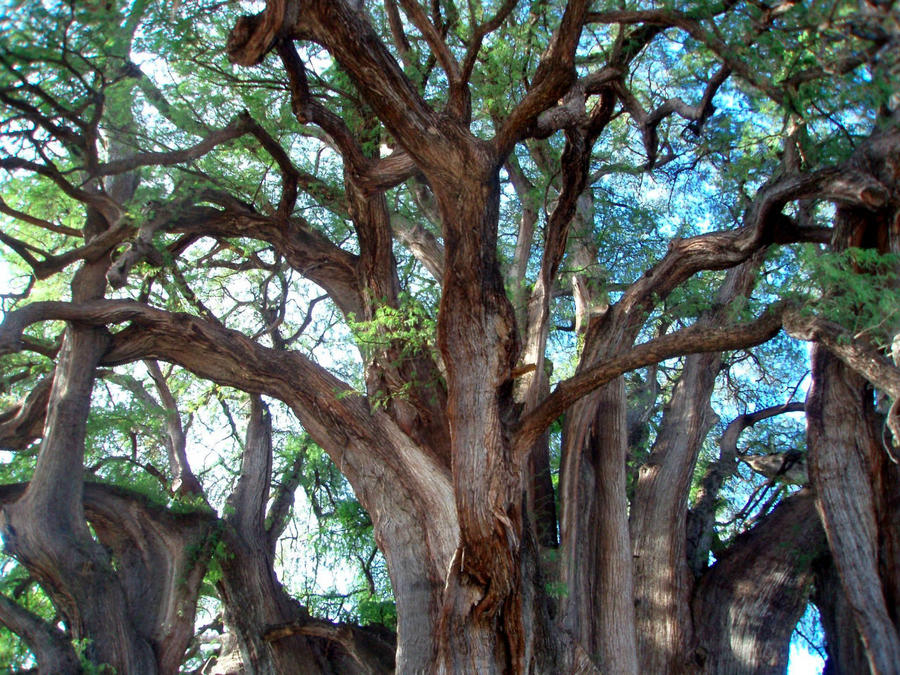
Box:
0;0;898;672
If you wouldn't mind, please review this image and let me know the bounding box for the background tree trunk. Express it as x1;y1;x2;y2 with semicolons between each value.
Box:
692;490;827;673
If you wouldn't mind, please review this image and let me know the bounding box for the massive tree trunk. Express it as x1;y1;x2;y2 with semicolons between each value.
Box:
559;376;637;673
5;1;900;673
692;490;827;673
807;346;900;673
629;260;761;673
814;554;871;675
0;479;216;674
804;126;900;674
0;246;159;671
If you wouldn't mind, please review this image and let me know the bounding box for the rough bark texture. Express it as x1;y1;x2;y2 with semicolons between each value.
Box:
559;377;638;673
215;397;395;675
692;490;827;674
804;126;900;675
630;261;759;673
807;347;900;674
813;554;870;675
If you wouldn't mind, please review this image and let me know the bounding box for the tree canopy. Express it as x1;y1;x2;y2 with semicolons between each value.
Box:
0;0;899;673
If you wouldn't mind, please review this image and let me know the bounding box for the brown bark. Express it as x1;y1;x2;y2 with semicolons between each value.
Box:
0;375;52;451
803;125;900;674
216;397;395;674
6;3;896;672
0;480;216;674
692;489;827;673
813;554;870;675
0;255;159;671
807;346;900;674
629;260;761;673
686;401;806;577
630;351;719;673
559;377;638;673
0;591;80;673
145;360;203;496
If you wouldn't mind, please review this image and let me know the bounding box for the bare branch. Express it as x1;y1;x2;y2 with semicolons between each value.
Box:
0;194;82;237
687;400;806;576
494;0;590;156
396;0;464;114
0;375;52;450
0;592;80;673
95;111;256;176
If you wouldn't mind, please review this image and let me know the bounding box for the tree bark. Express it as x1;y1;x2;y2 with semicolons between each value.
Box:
559;377;638;673
813;553;870;675
807;346;900;674
0;480;216;674
216;396;395;674
0;255;159;672
692;489;827;673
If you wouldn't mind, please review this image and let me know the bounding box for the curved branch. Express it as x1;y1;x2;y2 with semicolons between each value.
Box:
692;489;827;672
396;0;464;115
95;112;255;176
460;0;520;86
0;592;80;674
263;617;396;673
0;299;437;483
494;0;590;156
587;8;786;104
0;156;122;224
515;304;786;456
686;400;806;576
235;1;454;174
785;312;900;400
0;194;81;238
0;375;52;450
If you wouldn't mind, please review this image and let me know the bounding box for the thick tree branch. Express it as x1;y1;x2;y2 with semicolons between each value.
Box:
587;8;787;104
391;212;444;282
515;304;785;455
611;164;883;328
2;219;134;281
232;0;461;175
0;480;216;674
460;0;520;87
0;299;455;510
0;194;81;238
263;617;396;673
165;200;363;318
0;156;122;224
96;112;255;175
686;400;806;577
785;312;900;400
0;375;53;450
494;0;590;156
0;592;80;673
396;0;465;116
692;489;827;672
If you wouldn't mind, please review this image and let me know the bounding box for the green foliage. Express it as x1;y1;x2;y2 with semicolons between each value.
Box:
1;0;894;668
0;555;55;671
356;595;397;630
350;293;437;359
799;246;900;349
73;638;117;675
